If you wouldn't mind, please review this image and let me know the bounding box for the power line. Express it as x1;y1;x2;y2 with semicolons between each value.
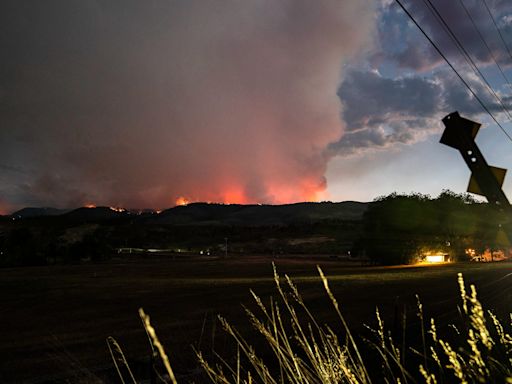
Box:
481;0;512;64
393;0;512;143
421;0;512;120
458;0;512;89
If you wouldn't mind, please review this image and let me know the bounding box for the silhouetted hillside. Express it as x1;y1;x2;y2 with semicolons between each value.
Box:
11;207;71;219
154;201;368;225
62;207;129;222
8;202;368;226
1;201;368;266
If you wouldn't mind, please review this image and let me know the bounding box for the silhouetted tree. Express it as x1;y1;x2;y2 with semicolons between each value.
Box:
359;191;503;265
3;227;44;266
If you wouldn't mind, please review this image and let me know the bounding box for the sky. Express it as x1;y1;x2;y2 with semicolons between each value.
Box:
1;0;512;213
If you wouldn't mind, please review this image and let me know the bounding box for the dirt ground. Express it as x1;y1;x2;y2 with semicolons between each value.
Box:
1;256;511;383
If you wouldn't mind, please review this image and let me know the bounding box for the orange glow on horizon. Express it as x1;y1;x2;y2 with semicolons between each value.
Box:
0;181;327;216
175;196;190;206
222;187;246;205
171;182;326;207
264;183;325;205
0;201;9;216
172;177;327;207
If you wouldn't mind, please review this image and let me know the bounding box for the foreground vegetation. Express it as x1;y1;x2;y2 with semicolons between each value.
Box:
113;266;512;383
2;259;511;383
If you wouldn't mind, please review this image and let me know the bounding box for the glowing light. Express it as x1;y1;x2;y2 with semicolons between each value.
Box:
109;206;126;213
425;255;445;263
85;203;96;208
465;248;476;257
175;196;190;206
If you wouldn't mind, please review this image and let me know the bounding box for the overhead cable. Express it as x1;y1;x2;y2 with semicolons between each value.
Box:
458;0;512;89
481;0;512;64
393;0;512;142
422;0;512;120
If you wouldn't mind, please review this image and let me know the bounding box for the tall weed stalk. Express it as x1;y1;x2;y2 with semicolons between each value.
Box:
109;268;512;383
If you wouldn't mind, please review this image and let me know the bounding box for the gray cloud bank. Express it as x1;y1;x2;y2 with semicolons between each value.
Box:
331;0;512;156
331;66;509;155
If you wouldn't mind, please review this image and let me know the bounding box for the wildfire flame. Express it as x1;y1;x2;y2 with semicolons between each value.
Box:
175;196;190;206
222;188;245;205
109;206;126;213
85;203;96;208
171;184;325;207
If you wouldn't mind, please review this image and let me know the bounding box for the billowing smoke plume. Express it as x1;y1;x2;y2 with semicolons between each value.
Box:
0;0;375;212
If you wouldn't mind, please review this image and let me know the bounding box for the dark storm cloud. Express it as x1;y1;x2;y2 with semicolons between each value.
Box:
330;0;512;157
377;0;512;72
330;67;509;155
339;69;442;132
0;0;375;212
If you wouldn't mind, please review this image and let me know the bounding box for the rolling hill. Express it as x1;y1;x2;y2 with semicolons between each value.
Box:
7;202;368;226
153;201;368;226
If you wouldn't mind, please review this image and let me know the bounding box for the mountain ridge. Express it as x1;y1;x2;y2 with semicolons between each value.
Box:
8;201;368;225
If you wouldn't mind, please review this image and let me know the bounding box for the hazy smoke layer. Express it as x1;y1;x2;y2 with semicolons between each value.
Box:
0;0;374;211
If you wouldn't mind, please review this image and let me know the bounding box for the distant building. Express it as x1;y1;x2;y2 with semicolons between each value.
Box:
422;253;450;263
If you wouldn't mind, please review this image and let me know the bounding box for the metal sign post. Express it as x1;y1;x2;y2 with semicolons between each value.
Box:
440;111;509;207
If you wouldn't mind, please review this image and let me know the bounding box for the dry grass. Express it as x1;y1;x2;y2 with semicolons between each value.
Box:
110;265;512;383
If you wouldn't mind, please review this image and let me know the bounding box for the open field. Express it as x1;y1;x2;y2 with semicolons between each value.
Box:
1;257;511;383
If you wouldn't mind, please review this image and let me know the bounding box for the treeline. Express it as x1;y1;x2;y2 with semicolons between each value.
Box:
357;190;511;265
0;219;360;267
0;224;113;266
